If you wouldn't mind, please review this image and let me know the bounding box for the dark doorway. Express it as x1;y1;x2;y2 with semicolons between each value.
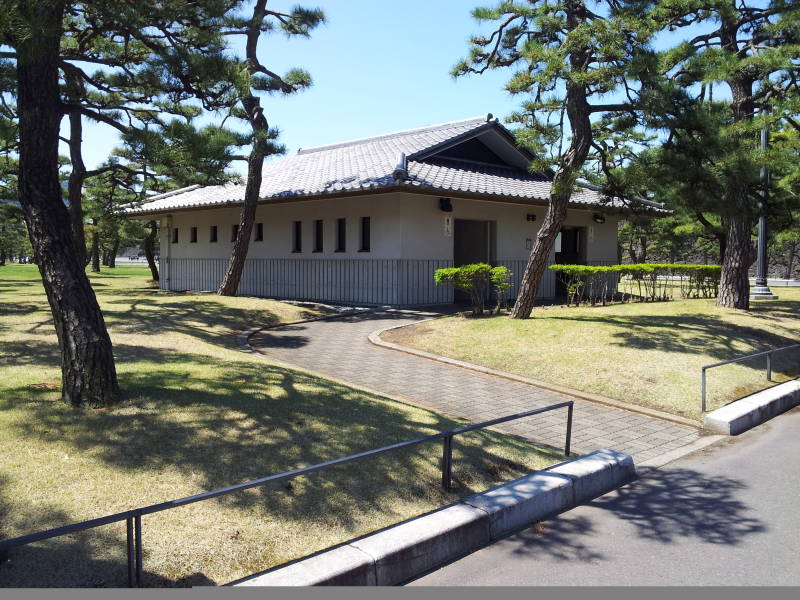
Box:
453;219;495;302
554;226;586;297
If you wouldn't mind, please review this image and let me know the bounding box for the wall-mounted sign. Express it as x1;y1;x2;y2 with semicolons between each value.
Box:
444;215;453;237
526;214;537;222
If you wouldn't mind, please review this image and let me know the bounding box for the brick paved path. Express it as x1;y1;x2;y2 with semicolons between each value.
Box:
250;310;700;463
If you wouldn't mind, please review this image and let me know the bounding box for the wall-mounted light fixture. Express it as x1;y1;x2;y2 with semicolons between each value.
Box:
592;213;606;224
526;214;537;222
439;197;453;212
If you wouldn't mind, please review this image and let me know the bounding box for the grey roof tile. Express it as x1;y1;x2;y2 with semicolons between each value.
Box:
128;116;666;214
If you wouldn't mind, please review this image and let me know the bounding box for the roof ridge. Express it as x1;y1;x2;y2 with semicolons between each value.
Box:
297;115;491;155
144;184;203;201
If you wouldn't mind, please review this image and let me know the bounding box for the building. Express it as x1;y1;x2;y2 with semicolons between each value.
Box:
128;115;665;305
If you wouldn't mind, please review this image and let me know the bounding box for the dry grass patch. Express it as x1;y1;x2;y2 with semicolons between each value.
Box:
383;289;800;420
0;264;561;587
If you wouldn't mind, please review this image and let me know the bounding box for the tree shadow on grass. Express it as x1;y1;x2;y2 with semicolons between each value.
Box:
98;296;322;351
0;303;39;317
545;312;799;365
2;344;555;586
0;340;60;370
0;473;218;588
504;467;765;565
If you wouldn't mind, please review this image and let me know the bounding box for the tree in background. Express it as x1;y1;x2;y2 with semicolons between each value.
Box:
454;1;673;318
217;1;324;296
618;100;800;280
772;228;800;278
113;119;248;281
649;0;800;309
618;212;722;265
0;156;29;264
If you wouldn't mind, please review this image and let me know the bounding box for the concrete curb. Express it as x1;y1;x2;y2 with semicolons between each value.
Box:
368;321;701;429
230;449;635;587
704;380;800;435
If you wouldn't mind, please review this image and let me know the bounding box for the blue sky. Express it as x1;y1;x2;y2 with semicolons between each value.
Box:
72;0;528;173
71;0;725;174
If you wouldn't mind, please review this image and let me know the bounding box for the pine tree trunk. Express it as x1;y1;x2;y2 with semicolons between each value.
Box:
716;23;755;309
109;238;118;268
66;86;87;266
218;0;271;297
144;220;159;282
0;248;6;266
217;105;267;295
717;211;752;309
91;228;101;273
510;7;592;319
14;1;120;407
786;243;796;280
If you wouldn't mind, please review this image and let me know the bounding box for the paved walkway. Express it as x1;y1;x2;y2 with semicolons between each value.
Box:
249;310;701;463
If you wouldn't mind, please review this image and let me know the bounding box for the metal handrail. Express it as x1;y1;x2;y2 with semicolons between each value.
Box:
701;343;800;412
0;401;573;587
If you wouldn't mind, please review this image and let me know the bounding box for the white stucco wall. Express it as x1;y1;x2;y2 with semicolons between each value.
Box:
158;194;405;260
150;191;620;304
157;192;619;263
394;194;620;263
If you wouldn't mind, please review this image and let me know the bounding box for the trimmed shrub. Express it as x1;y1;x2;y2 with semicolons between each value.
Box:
549;263;721;306
490;266;514;314
434;263;492;315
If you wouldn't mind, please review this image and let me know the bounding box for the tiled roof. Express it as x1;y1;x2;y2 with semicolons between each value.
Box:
128;116;666;214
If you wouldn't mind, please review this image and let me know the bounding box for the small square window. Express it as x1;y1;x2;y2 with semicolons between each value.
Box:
231;224;239;242
190;227;197;243
255;222;264;242
335;218;346;252
210;225;218;243
171;228;179;244
313;219;323;253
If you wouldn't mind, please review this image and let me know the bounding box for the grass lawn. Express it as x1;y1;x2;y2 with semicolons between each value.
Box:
0;263;561;587
382;289;800;421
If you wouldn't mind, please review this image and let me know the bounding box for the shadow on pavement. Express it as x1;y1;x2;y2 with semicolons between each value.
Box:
509;467;765;561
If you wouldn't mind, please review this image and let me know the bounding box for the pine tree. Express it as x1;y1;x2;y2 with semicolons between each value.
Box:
454;1;668;318
0;0;257;407
217;1;324;296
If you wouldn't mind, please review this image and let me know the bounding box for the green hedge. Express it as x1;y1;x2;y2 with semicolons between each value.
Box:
549;263;721;306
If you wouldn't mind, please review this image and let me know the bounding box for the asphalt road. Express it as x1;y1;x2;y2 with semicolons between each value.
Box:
410;407;800;586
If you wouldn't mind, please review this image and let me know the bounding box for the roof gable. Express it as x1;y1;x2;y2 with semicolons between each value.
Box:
429;137;509;167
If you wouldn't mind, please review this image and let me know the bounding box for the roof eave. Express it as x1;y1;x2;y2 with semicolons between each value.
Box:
126;181;664;217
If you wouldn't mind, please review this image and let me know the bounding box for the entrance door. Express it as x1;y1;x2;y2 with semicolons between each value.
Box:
554;226;586;297
453;219;495;302
454;219;492;266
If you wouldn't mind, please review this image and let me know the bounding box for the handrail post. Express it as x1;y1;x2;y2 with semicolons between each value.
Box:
441;434;453;492
134;511;143;588
701;368;707;413
766;352;772;382
565;403;573;457
126;517;134;588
